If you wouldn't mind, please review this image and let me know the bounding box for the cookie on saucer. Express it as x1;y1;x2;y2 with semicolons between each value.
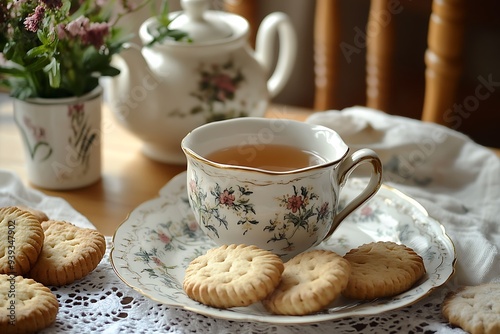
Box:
262;249;351;315
342;241;426;300
183;244;284;308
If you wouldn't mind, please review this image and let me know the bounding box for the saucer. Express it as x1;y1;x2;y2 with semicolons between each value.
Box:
111;172;456;324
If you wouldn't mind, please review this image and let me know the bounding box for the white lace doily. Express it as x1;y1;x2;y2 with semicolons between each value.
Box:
38;237;466;334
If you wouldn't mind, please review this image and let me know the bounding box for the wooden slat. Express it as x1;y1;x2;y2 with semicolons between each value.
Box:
422;0;466;124
313;0;340;111
223;0;257;47
365;0;394;112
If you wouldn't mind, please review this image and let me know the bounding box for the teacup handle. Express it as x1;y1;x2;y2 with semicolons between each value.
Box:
324;148;383;240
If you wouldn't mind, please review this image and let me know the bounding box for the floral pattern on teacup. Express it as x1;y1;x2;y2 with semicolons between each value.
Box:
265;185;332;253
187;172;333;254
188;173;256;237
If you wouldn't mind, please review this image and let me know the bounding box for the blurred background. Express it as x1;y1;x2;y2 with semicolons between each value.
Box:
124;0;500;147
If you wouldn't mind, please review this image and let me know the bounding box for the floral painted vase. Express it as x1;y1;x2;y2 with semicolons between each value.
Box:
13;87;102;190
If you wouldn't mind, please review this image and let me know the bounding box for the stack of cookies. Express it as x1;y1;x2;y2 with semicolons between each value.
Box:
0;206;106;333
183;241;427;316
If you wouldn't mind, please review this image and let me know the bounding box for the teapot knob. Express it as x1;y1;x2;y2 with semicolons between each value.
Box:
171;0;232;42
181;0;208;21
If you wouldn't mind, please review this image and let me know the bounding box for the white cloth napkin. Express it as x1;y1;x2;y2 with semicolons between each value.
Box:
0;169;95;229
307;107;500;286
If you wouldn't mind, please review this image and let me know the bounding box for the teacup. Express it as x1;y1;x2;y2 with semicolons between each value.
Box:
181;117;382;259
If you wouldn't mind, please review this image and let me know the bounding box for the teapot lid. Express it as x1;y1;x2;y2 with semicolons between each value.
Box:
169;0;233;42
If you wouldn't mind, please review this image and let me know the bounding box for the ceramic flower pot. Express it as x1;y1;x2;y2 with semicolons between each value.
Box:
13;87;102;190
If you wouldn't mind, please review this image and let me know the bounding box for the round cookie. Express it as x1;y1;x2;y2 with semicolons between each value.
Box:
0;206;45;275
0;274;59;334
342;241;426;300
15;205;49;223
262;249;351;315
442;282;500;334
28;220;106;286
183;244;284;308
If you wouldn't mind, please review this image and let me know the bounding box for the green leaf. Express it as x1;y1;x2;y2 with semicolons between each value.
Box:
45;58;61;88
97;65;120;77
2;42;17;60
10;83;35;100
0;67;25;76
145;26;190;47
24;57;51;72
26;45;50;58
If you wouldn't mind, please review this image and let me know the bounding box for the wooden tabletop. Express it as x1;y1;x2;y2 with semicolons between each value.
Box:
1;97;498;236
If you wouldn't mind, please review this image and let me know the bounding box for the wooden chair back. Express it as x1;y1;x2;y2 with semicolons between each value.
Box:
223;0;466;126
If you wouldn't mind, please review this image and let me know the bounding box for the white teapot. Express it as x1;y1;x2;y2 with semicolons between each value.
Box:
107;0;297;164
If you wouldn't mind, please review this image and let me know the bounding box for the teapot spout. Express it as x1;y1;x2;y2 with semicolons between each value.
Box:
106;43;162;120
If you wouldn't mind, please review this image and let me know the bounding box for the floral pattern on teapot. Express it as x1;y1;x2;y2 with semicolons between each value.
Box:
187;171;334;254
168;59;249;123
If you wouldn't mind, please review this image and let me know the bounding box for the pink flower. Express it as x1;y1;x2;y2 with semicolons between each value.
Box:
360;205;373;217
287;195;303;213
152;256;162;266
157;231;171;244
65;16;90;37
219;190;235;206
213;74;235;101
68;103;84;117
63;16;110;48
318;202;329;219
24;5;45;32
188;221;198;232
118;0;142;11
23;116;46;141
82;22;110;48
213;74;235;93
189;179;197;193
56;24;67;39
96;0;109;7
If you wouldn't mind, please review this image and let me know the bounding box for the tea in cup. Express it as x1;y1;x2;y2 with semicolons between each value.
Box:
181;117;382;259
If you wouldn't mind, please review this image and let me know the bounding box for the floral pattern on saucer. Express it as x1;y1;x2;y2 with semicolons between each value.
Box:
111;172;456;324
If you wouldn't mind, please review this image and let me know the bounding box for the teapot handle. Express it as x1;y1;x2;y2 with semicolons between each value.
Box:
255;12;297;98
